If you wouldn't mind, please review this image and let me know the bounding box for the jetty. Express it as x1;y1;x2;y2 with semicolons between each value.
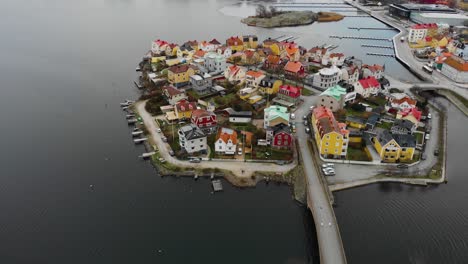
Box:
133;138;148;144
343;15;370;17
139;152;156;159
126;114;135;119
134;81;144;89
349;27;394;30
132;130;143;137
361;44;393;49
366;52;395;57
212;180;223;192
329;35;392;41
127;118;138;124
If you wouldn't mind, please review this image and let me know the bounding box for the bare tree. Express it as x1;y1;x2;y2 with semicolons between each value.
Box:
256;4;268;18
269;6;278;17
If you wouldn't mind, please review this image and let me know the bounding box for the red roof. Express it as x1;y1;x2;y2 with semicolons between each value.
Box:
168;64;191;74
176;100;197;112
153;39;169;46
330;53;344;58
411;23;438;30
284;61;303;73
358;76;380;89
209;38;221;45
226;36;243;46
398;107;422;122
244;50;255;58
363;64;384;73
266;55;281;64
217;128;238;145
393;97;417;106
191;109;215;119
194;49;206;58
163;86;183;96
313;106;334;120
279;85;301;98
246;70;265;78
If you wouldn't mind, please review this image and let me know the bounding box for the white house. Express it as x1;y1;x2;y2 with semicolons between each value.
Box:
245;70;266;88
224;65;246;83
163;86;188;105
390;96;417;111
341;65;360;85
215;127;238;155
312;66;342;90
353;76;381;98
204;52;227;73
224;108;252;123
362;64;384;79
408;23;437;43
178;124;207;154
328;53;345;67
151;39;169;54
217;46;233;58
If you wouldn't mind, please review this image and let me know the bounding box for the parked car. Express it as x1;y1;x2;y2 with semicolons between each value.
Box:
309;106;315;112
322;168;335;176
303;115;307;120
305;127;311;133
425;133;430;140
161;136;167;142
434;149;439;156
290;113;296;119
397;164;408;169
421;154;427;160
156;128;161;133
238;147;243;155
189;157;201;163
427;113;432;119
322;163;335;168
304;120;308;126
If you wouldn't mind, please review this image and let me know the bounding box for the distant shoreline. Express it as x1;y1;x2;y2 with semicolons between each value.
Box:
241;11;344;28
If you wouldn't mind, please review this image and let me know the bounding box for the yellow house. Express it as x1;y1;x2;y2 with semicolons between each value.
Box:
311;106;349;158
260;78;282;95
167;64;196;87
226;36;244;52
242;35;258;49
345;116;367;129
151;56;166;64
174;100;197;120
270;43;283;56
372;130;416;163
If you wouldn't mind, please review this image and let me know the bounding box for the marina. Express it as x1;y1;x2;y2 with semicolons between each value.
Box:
133;138;148;144
139;152;156;159
329;35;392;41
366;52;395;57
361;44;394;49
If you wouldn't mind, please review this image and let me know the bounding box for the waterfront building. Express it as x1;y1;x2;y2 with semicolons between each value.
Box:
266;123;293;149
284;61;305;78
341;65;360;86
312;66;342;90
389;96;417;111
263;55;282;71
178;124;207;154
242;35;258;49
167;64;196;87
215;128;238;155
174;100;198;120
164;43;179;57
259;75;283;95
189;73;212;95
371;129;416;162
440;56;468;83
224;65;246;83
163;86;188;105
204;52;226;73
317;85;347;112
328;53;345;67
311;106;349;159
262;37;278;49
408;23;438;43
151;39;169;54
199;39;221;52
283;43;300;62
226;36;244;52
411;13;468;27
396;107;422;125
389;3;457;20
245;70;266;88
308;47;329;64
353;76;381;98
191;109;217;134
264;105;289;129
362;64;384;80
273;85;302;107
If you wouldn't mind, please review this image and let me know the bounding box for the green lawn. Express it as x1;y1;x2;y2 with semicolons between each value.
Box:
414;132;424;145
346;146;372;161
376;121;393;130
344;107;369;119
302;88;314;96
251;145;293;160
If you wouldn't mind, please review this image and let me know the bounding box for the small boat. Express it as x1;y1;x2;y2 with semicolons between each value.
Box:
132;131;143;137
127;118;138;124
126;114;135;119
122;106;129;111
139;152;155;159
133;137;148;144
136;66;141;72
120;102;130;106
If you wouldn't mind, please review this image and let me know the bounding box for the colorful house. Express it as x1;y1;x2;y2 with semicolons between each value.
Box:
308;47;329;64
283;43;300;62
262;38;278;49
224;65;246;83
259;75;283;95
390;96;417;111
151;39;169;54
267;123;293;149
226;36;244;52
191;109;217;134
345;116;367;129
341;65;360;85
167;64;196;87
396;107;422;125
317;85;347;112
215;127;238;155
274;85;302;107
311;106;349;158
408;23;438;43
174;100;198;120
264;105;289;129
263;55;282;71
241;50;261;65
353;76;381;98
163;86;188;105
440;55;468;83
245;70;266;88
204;52;227;73
216;45;233;58
312;66;342;90
284;61;305;78
242;35;258;49
371;130;416;162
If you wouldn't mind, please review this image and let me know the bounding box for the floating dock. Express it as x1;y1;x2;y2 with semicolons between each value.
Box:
133;138;148;144
132;131;143;137
361;44;393;49
212;180;223;192
139;152;155;159
127;118;138;124
134;81;144;89
329;35;392;41
366;52;395;57
349;27;394;30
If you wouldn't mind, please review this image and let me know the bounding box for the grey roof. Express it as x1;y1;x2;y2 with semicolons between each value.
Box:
375;129;394;146
179;124;206;140
260;75;278;86
272;123;291;135
223;108;252;117
349;130;363;137
393;134;416;148
366;113;380;125
392;119;415;131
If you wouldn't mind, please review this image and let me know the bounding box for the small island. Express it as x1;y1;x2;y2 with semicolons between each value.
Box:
241;5;343;28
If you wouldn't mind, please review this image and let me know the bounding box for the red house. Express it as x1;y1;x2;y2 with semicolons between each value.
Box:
284;61;305;78
191;109;218;134
276;85;302;106
271;123;293;149
263;55;282;71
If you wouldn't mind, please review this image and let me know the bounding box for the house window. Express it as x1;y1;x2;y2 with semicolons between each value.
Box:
278;140;282;145
335;149;338;153
191;147;195;150
325;142;329;146
219;146;222;150
326;135;330;139
200;139;203;142
200;145;203;148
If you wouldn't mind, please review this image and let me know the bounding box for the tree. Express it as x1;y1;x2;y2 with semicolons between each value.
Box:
256;4;268;18
269;6;278;17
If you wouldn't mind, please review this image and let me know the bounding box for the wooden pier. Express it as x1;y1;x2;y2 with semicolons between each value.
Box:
361;44;393;49
366;52;395;57
212;180;223;192
349;27;394;30
329;35;392;41
139;152;155;159
133;138;148;144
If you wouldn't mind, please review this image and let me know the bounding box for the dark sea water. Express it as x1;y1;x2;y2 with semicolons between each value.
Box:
0;0;466;263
